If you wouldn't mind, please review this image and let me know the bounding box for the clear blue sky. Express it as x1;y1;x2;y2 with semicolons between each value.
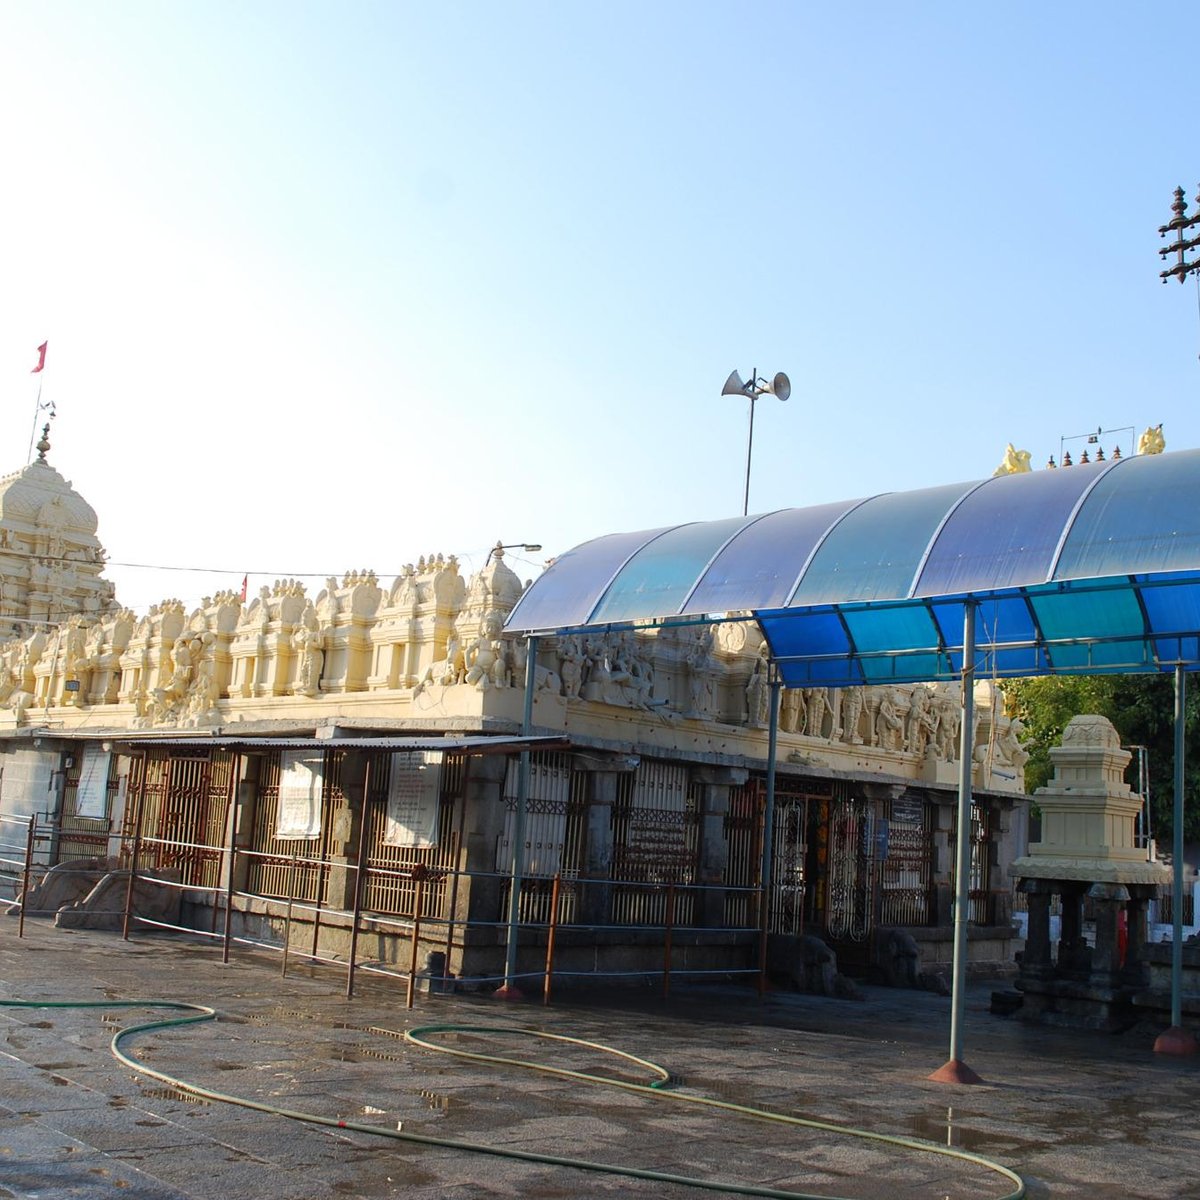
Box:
1;2;1196;612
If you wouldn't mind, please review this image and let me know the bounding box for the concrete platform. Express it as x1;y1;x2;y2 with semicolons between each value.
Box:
1;920;1198;1199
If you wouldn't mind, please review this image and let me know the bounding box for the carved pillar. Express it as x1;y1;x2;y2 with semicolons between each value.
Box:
575;765;617;927
931;800;956;926
690;766;748;928
452;754;509;936
227;753;262;894
1122;887;1153;988
1088;881;1130;989
1019;878;1055;983
326;749;368;911
1057;883;1090;980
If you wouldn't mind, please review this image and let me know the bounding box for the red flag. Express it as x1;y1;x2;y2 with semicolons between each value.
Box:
31;342;47;374
239;575;248;603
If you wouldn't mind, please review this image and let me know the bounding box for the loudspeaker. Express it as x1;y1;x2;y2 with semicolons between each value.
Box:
770;371;791;402
721;370;748;397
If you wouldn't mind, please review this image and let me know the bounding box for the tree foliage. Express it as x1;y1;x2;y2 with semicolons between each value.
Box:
1003;674;1200;843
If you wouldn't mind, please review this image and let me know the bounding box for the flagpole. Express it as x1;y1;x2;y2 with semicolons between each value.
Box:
26;380;44;465
26;341;51;464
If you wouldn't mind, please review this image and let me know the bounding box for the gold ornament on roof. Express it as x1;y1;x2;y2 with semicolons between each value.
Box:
1137;424;1165;455
992;443;1032;476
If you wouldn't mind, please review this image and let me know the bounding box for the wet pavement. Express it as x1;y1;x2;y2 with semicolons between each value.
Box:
1;921;1198;1199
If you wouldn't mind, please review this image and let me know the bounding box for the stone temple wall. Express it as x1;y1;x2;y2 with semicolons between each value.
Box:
0;544;1029;794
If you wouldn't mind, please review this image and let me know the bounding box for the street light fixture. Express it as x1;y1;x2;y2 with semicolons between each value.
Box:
722;368;791;516
485;541;543;566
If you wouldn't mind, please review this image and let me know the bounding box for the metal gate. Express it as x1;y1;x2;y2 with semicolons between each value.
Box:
768;791;809;936
825;786;876;942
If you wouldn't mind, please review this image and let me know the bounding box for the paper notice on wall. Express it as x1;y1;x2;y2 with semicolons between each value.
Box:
383;751;443;847
276;751;324;840
75;748;111;819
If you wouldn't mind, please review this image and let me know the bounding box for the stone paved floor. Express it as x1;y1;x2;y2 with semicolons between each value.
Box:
2;920;1198;1199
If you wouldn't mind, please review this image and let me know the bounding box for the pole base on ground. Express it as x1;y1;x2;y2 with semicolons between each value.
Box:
928;1058;984;1085
1153;1025;1198;1056
493;983;525;1000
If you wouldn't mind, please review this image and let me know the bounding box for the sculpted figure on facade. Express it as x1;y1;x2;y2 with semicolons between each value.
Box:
292;624;325;698
509;637;563;694
745;649;770;728
992;715;1030;771
686;627;715;717
904;686;936;756
932;684;960;760
414;632;465;693
779;686;802;733
557;635;583;700
803;687;834;739
839;686;865;744
874;689;904;750
463;611;508;691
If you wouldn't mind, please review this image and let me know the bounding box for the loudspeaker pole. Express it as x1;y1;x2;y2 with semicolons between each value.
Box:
721;368;791;516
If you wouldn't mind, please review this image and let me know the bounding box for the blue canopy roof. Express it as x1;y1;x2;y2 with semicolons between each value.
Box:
505;449;1200;688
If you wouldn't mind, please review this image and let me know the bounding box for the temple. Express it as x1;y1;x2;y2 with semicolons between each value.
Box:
0;437;1033;993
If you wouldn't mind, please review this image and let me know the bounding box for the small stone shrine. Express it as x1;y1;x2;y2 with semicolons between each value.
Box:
1011;714;1170;1029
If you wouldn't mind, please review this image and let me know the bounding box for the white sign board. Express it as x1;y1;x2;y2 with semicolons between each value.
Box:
75;748;112;819
276;751;324;840
383;751;443;847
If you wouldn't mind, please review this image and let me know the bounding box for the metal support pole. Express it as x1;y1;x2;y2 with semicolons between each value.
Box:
742;395;757;516
281;852;298;978
406;867;426;1010
221;752;242;965
543;872;562;1006
122;756;149;942
1154;665;1197;1054
663;883;676;1000
345;756;374;1000
18;816;35;939
498;634;538;998
931;602;983;1084
757;675;782;995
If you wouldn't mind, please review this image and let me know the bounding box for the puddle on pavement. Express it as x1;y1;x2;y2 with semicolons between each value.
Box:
908;1107;994;1152
27;1020;53;1030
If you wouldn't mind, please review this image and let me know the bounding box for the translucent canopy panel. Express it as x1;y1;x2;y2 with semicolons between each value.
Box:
504;449;1200;685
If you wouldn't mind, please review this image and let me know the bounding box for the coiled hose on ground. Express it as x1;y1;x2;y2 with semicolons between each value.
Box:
0;997;1026;1200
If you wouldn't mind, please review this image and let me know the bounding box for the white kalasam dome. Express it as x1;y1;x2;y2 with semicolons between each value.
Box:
0;459;101;537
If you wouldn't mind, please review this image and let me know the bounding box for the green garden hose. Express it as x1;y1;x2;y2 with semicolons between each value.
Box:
0;998;1025;1200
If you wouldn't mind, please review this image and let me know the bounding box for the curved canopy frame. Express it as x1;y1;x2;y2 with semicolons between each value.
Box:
506;449;1200;684
502;448;1200;1066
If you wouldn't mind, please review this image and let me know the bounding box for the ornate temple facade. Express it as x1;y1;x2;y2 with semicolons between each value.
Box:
0;445;1031;989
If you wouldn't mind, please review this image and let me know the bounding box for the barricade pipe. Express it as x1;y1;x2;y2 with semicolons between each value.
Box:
221;753;242;964
121;760;149;942
346;757;374;1000
18;816;35;939
543;872;562;1006
663;883;676;1000
281;851;299;978
406;865;427;1010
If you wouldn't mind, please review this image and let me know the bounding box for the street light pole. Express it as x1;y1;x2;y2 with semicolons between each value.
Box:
722;369;791;516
